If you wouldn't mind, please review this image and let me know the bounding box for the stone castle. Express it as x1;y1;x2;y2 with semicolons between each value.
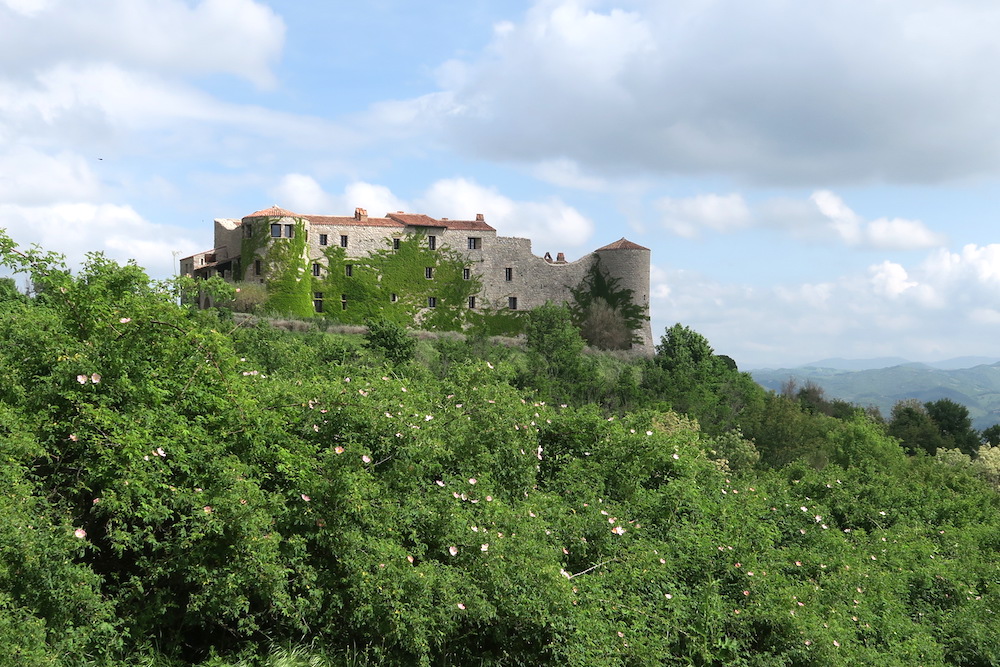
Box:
181;205;653;351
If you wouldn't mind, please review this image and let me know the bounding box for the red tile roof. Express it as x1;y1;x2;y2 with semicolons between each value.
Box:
387;212;441;227
240;207;497;232
304;215;404;228
244;206;300;219
386;212;496;232
595;238;649;251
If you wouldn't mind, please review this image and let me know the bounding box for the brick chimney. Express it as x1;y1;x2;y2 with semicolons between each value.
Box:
556;252;566;263
475;213;485;222
354;207;368;221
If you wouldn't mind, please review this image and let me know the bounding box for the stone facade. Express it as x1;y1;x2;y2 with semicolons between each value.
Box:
181;205;654;352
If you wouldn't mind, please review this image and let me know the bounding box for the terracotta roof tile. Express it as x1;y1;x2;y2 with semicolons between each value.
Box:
435;218;496;232
304;215;403;228
244;206;300;219
387;212;496;232
387;213;442;227
238;208;496;232
594;238;649;251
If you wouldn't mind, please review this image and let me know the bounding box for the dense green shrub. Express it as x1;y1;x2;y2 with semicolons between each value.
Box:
3;230;1000;665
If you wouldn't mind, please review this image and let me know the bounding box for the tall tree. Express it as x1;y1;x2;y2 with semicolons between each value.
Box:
925;398;980;456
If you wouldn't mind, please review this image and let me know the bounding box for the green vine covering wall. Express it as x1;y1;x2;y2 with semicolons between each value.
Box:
569;257;647;348
241;217;312;318
312;234;522;334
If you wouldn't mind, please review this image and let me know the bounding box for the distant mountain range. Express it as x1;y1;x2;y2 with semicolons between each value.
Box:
749;358;1000;431
778;356;1000;372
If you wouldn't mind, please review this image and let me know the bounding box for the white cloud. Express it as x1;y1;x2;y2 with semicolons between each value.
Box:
656;193;750;238
266;175;595;253
870;260;918;298
654;188;946;250
417;177;595;251
391;0;1000;185
1;0;52;17
532;158;608;191
271;176;409;219
646;239;1000;367
0;147;100;204
0;203;201;278
866;217;947;250
811;190;863;245
0;61;357;196
0;0;284;88
271;174;338;214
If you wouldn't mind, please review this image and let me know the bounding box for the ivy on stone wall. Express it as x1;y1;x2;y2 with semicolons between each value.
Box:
313;234;486;330
569;257;647;349
241;228;527;334
241;217;313;318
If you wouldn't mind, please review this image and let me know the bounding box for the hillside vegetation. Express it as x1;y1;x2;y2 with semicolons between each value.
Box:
1;233;1000;666
752;363;1000;431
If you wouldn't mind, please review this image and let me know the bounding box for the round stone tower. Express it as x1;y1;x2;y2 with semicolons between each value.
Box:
593;238;654;355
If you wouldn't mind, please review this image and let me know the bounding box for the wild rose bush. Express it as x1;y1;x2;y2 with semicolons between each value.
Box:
1;232;999;665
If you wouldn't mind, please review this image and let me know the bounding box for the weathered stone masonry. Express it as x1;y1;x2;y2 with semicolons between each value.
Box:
181;205;654;352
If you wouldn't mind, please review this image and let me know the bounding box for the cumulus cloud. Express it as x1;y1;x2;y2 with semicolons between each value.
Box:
270;175;408;218
656;193;751;238
0;147;100;204
0;0;285;88
655;188;945;250
386;0;1000;185
811;191;946;249
649;242;1000;367
532;158;608;192
267;175;595;253
0;203;201;278
416;177;595;251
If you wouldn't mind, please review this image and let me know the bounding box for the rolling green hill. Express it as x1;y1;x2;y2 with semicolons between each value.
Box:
751;363;1000;430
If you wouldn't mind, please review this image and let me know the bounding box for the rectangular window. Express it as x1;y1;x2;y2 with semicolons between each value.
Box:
312;263;321;277
244;223;253;238
428;235;436;250
468;295;476;309
428;296;437;308
313;292;324;313
508;296;518;310
341;294;348;310
504;267;513;281
467;237;481;250
345;264;353;277
284;224;293;238
319;233;328;246
463;267;471;280
270;223;281;238
254;259;261;276
393;237;401;250
390;293;398;302
425;266;434;279
340;235;349;248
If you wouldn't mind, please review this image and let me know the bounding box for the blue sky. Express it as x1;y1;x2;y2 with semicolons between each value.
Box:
4;0;1000;368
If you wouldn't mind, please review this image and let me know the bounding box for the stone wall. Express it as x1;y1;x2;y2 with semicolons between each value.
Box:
191;210;654;353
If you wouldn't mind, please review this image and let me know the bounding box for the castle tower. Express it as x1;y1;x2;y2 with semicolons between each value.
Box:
593;238;654;354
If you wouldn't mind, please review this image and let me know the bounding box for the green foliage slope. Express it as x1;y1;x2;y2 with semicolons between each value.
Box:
1;233;1000;665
